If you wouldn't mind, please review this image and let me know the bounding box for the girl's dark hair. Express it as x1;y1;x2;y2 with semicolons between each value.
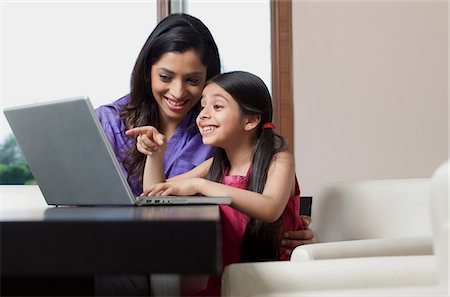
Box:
205;71;287;262
120;13;221;188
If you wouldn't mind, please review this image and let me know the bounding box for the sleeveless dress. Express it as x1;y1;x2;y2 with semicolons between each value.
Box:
194;170;303;296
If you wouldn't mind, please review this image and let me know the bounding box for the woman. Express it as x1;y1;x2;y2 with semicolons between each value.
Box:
95;13;313;296
96;13;219;197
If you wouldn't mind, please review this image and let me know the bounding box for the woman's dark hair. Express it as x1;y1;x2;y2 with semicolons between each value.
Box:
120;13;221;188
205;71;287;262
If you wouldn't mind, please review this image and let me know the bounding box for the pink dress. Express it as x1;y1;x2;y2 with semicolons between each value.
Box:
193;171;303;296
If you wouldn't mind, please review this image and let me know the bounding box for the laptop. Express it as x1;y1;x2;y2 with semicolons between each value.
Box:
3;96;231;206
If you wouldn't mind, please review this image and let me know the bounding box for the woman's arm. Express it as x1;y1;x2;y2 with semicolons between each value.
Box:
281;216;316;257
145;152;295;223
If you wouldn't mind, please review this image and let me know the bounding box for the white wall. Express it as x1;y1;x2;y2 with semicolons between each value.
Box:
293;1;448;196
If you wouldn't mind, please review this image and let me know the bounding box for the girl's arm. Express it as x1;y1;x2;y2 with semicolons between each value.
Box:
142;147;212;190
145;151;295;223
143;153;211;190
143;153;166;189
167;158;213;181
126;126;212;191
125;126;167;189
141;158;213;195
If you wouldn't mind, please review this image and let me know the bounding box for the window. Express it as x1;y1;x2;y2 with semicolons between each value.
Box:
179;0;294;153
1;0;294;184
1;1;157;184
181;0;272;92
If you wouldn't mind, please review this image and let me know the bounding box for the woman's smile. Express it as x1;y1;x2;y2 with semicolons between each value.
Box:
151;50;207;122
165;97;190;111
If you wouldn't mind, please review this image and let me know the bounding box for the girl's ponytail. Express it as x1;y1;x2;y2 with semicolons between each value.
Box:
241;128;286;262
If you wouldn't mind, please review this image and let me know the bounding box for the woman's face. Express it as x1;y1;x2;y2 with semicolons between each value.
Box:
151;50;207;124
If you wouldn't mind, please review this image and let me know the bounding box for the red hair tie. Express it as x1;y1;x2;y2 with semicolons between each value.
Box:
262;122;275;129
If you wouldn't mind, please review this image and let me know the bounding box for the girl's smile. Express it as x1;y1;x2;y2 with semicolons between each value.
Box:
197;83;246;148
199;125;218;135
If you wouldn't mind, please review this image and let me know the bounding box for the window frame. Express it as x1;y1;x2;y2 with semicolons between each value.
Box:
271;0;293;153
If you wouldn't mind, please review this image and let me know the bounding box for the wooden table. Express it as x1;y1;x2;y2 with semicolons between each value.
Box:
1;185;223;295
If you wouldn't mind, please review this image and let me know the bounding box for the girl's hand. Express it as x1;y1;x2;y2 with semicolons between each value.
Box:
143;178;203;196
125;126;166;155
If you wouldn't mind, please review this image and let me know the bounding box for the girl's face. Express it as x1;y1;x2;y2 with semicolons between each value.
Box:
197;83;247;148
151;50;207;124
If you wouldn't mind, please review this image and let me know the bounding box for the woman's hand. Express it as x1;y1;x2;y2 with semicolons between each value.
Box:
125;126;166;155
143;178;203;197
281;216;315;257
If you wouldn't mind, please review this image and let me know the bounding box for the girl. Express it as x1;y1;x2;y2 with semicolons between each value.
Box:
134;71;303;296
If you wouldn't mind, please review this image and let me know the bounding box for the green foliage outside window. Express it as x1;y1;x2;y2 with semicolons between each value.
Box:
0;134;35;185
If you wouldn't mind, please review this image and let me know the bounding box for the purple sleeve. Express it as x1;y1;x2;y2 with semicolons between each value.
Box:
165;140;215;179
95;96;142;195
164;109;215;179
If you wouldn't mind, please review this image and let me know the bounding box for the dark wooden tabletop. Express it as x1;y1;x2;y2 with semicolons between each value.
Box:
1;201;222;277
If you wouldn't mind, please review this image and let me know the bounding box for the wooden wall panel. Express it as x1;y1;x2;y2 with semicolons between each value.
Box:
272;0;294;153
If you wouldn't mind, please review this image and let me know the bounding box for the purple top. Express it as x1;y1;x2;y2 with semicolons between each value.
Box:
95;94;215;195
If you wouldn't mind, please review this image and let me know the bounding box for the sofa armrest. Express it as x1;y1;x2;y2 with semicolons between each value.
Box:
221;255;437;297
290;236;433;262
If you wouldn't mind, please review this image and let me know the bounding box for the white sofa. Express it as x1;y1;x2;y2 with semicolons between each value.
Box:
221;160;448;296
291;177;433;262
